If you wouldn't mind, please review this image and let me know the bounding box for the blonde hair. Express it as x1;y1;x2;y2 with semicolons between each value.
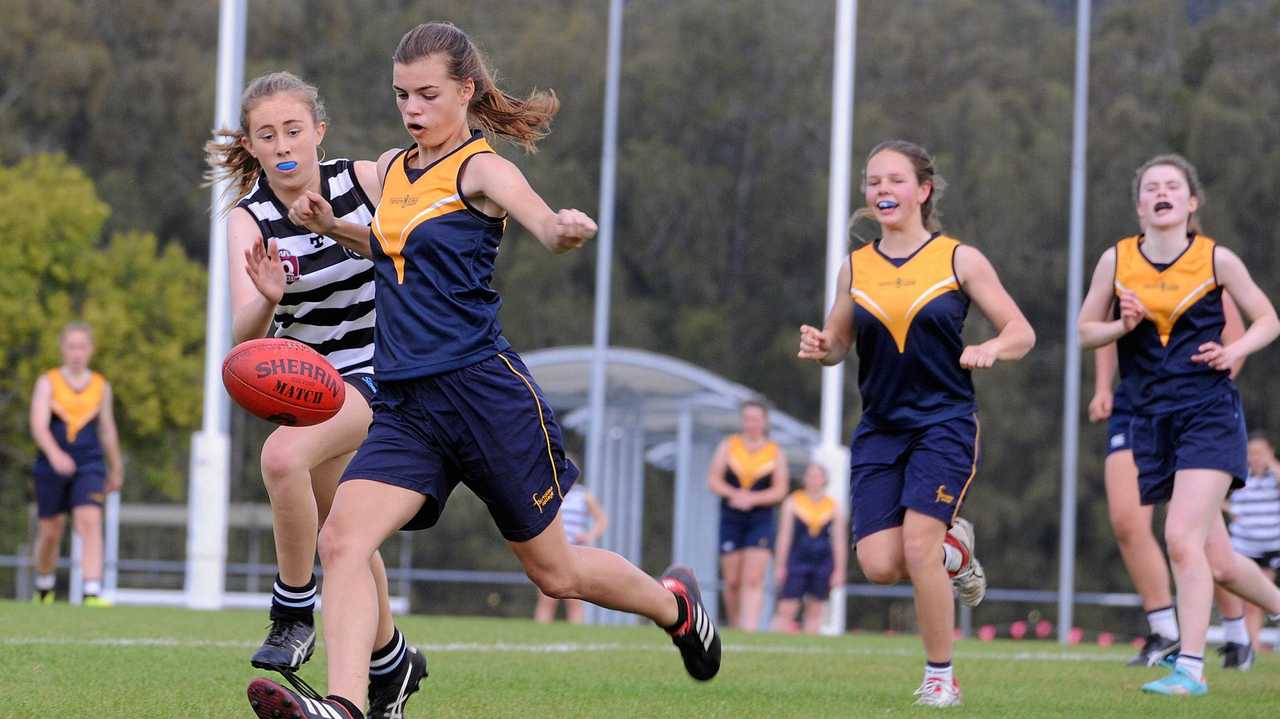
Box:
393;22;559;152
851;139;947;233
1132;153;1205;234
204;71;329;213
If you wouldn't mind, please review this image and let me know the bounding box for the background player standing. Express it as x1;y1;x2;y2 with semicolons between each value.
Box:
770;463;847;634
708;400;789;631
28;321;123;606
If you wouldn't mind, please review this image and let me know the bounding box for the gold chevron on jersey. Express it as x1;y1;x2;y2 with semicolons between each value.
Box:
850;236;961;353
726;434;780;491
1114;234;1217;347
791;490;836;537
373;136;495;283
47;369;105;442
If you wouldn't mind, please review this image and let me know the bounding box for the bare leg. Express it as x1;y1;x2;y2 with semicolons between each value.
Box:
801;598;827;635
1164;470;1233;659
319;480;425;707
736;548;771;632
771;598;800;632
312;448;395;650
260;390;371;587
71;505;103;584
719;551;743;628
903;511;953;664
1205;513;1280;613
1104;451;1173;610
534;592;558;624
34;515;65;575
565;598;586;624
855;527;908;585
1215;582;1246;628
510;513;679;627
1244;568;1274;651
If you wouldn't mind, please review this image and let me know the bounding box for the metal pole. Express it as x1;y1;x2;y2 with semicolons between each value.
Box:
819;0;857;636
186;0;245;610
1058;0;1091;644
585;0;624;513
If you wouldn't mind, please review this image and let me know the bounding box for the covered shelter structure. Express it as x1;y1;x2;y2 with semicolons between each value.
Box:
523;346;821;625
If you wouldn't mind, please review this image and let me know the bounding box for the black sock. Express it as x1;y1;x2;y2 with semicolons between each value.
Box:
270;574;317;624
369;628;407;680
663;591;689;633
327;694;364;719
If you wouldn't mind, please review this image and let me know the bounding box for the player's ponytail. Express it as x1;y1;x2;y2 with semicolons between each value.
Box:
204;72;329;213
393;22;560;153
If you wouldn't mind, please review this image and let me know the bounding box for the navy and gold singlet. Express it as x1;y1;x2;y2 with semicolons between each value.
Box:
370;130;509;380
1113;233;1231;414
723;434;780;497
40;369;106;464
850;234;975;428
787;490;836;566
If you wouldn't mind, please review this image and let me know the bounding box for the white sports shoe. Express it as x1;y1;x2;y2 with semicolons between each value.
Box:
914;677;963;707
947;517;986;608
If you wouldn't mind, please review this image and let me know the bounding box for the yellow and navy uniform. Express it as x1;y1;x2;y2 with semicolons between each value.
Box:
40;369;106;464
33;369;109;518
1113;233;1231;413
846;235;981;542
1113;233;1247;502
370;130;509;380
718;434;781;553
343;130;579;539
781;490;837;600
723;434;781;495
850;234;975;428
787;491;836;566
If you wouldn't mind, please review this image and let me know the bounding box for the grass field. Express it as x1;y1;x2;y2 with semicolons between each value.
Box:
0;600;1274;718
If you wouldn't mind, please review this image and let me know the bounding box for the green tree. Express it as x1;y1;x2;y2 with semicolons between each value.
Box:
0;155;206;551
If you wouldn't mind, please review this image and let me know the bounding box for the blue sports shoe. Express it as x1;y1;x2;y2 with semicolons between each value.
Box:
1141;667;1207;696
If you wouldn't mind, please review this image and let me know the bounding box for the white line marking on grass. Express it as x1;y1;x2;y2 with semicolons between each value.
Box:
1;636;1128;663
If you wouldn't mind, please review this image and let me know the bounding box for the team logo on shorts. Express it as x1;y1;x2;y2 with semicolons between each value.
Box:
532;486;555;513
935;485;955;505
89;492;106;503
1111;433;1126;449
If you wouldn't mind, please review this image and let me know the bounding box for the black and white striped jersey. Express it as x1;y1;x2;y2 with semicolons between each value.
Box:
1228;471;1280;558
237;159;377;377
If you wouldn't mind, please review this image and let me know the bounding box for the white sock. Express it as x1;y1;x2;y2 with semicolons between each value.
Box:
35;574;55;591
1174;654;1204;682
1146;606;1179;641
1221;615;1249;646
942;544;964;574
925;661;953;684
83;579;102;596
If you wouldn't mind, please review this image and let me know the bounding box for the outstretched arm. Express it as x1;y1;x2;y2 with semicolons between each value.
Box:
462;153;596;254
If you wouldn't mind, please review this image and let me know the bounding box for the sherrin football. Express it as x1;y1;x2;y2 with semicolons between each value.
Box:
222;338;345;426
